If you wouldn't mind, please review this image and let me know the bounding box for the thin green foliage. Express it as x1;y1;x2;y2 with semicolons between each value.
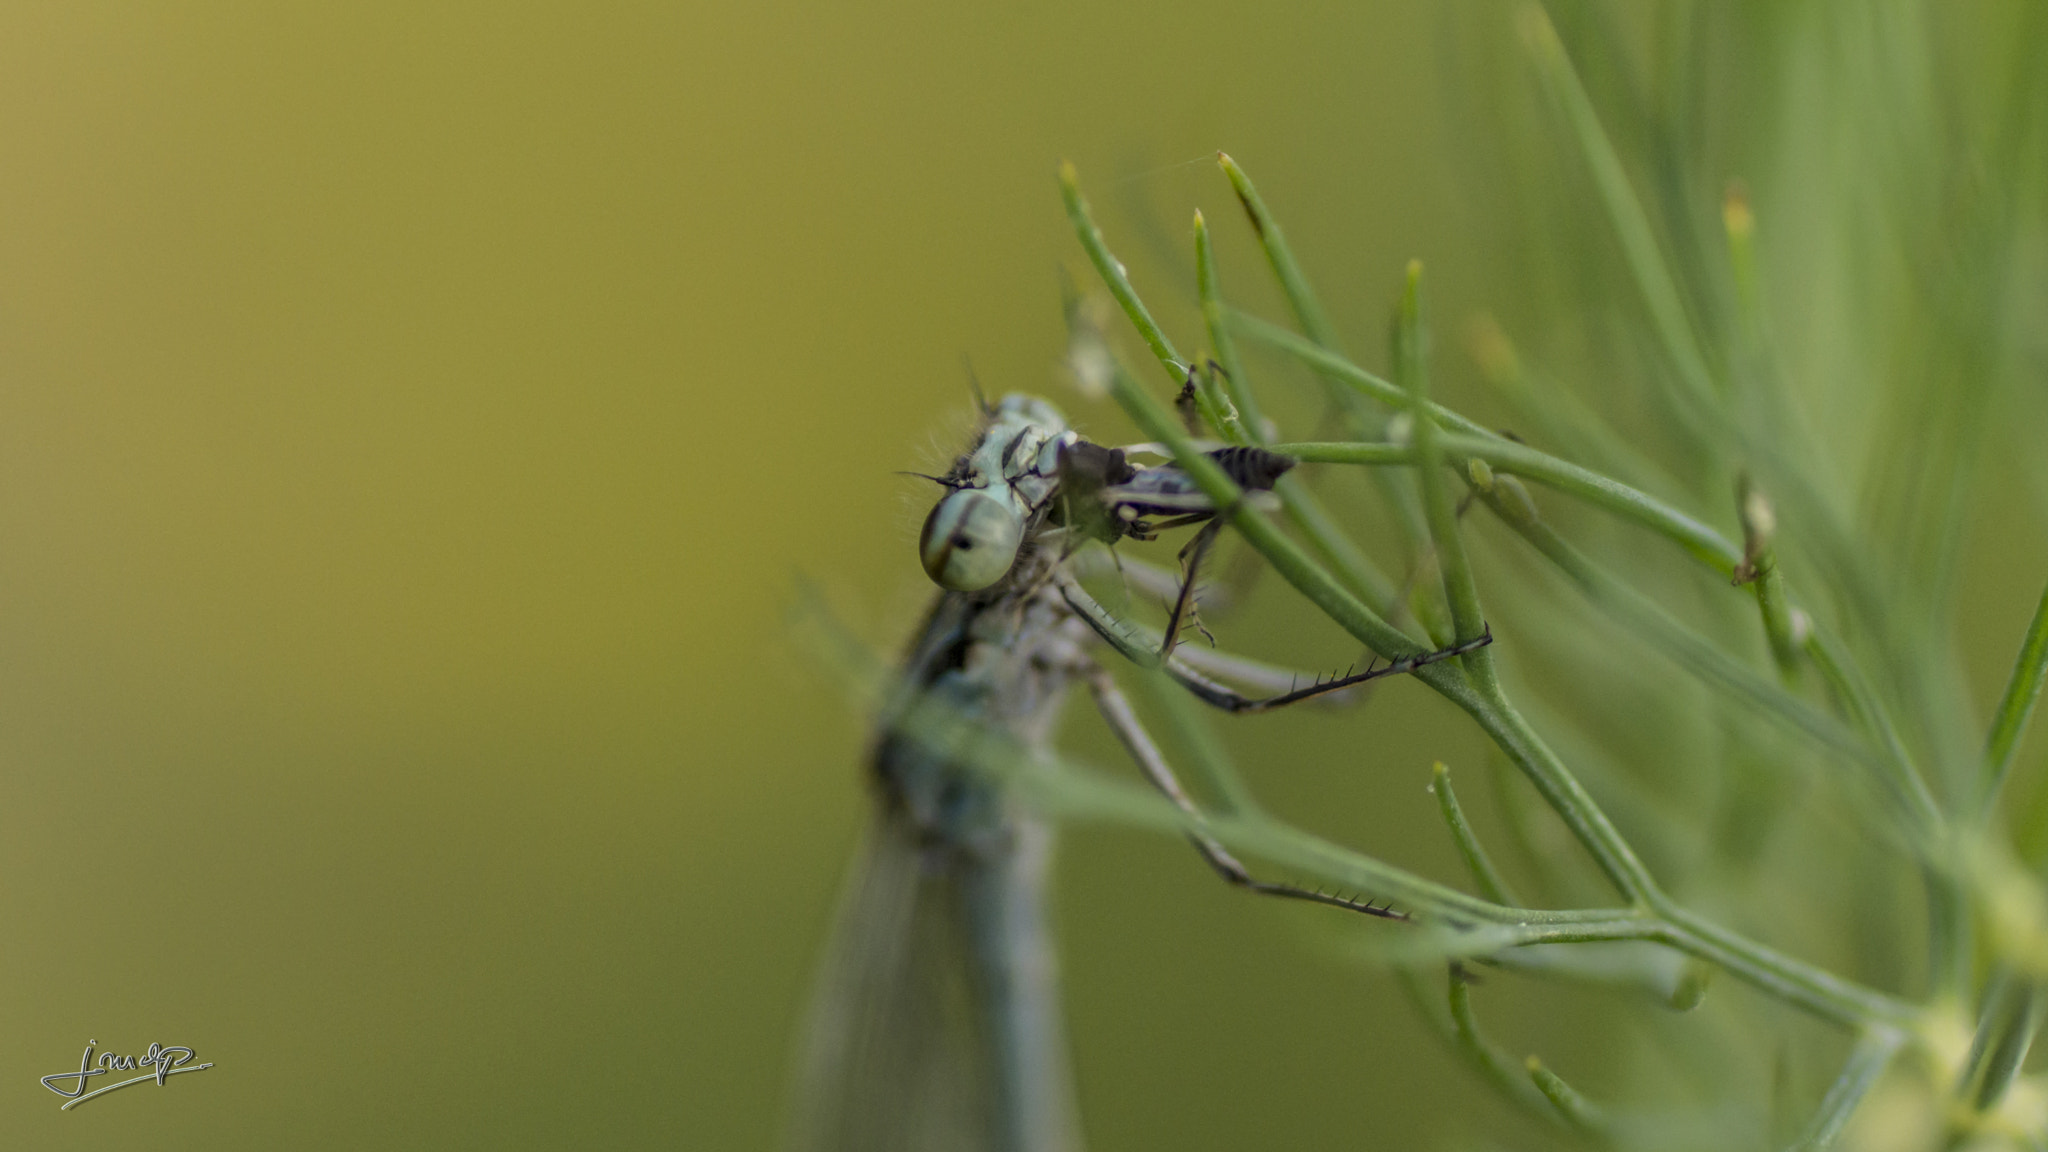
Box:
1434;762;1523;907
1063;158;1918;1031
1031;9;2048;1130
821;4;2046;1147
1984;582;2048;815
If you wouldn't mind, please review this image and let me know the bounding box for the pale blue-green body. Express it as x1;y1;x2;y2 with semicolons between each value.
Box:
793;395;1090;1152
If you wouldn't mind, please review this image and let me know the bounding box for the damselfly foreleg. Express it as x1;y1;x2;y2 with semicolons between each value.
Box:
1157;518;1226;659
1061;577;1494;716
1172;627;1494;715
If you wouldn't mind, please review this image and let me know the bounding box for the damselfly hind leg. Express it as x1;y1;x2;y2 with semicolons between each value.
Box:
1086;668;1405;921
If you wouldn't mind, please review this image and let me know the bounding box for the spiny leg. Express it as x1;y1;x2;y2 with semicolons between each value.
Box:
1084;667;1405;921
1059;575;1489;717
1170;626;1496;715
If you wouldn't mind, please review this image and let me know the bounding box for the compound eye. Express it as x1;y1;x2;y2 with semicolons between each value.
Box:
919;488;1026;591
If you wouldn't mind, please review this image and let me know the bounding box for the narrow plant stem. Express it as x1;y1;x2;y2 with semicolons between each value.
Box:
1273;476;1402;617
1835;637;1935;791
1192;209;1260;444
1784;1029;1904;1152
1798;624;1945;838
1924;861;1971;1008
1803;620;1967;1001
1954;969;2046;1122
1059;161;1184;386
1652;904;1917;1030
1216;152;1343;353
1517;4;1721;414
1192;203;1406;618
1527;1055;1610;1137
1121;421;1918;1031
1396;262;1496;691
1448;968;1557;1116
1216;154;1439;572
1455;679;1660;904
1273;435;1740;571
1257;361;1920;780
1752;553;1803;682
1433;763;1522;906
1982;579;2048;815
1230;308;1500;439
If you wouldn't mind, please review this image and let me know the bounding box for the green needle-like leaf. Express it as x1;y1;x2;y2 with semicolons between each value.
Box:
1217;151;1343;353
1433;762;1522;906
1396;261;1495;689
1984;580;2048;814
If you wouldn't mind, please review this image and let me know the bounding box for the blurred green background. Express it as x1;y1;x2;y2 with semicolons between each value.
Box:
2;2;2041;1149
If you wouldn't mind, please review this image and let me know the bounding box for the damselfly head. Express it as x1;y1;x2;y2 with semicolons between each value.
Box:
920;486;1027;591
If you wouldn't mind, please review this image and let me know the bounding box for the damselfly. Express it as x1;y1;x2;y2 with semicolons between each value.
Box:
788;393;1490;1152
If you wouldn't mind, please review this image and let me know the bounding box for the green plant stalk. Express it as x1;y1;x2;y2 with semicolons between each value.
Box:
1110;364;1434;666
1191;209;1257;445
1272;434;1738;572
1800;620;1967;1000
1231;308;1501;439
1433;762;1521;906
1059;160;1185;386
1217;155;1438;570
1983;579;2048;815
1182;367;1234;440
1801;623;1939;820
1517;4;1721;415
1216;152;1343;353
1220;149;1931;794
1064;164;1919;1033
1751;552;1803;681
1396;261;1497;691
1954;969;2046;1122
1448;969;1558;1116
1527;1055;1610;1137
1272;476;1402;617
1784;1029;1904;1152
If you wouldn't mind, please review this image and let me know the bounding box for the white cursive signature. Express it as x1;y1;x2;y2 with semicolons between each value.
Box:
40;1040;213;1110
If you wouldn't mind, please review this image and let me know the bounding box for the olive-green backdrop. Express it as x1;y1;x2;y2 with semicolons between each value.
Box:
4;3;2041;1150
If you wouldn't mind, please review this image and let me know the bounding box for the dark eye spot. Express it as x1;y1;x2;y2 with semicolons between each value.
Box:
953;535;974;549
